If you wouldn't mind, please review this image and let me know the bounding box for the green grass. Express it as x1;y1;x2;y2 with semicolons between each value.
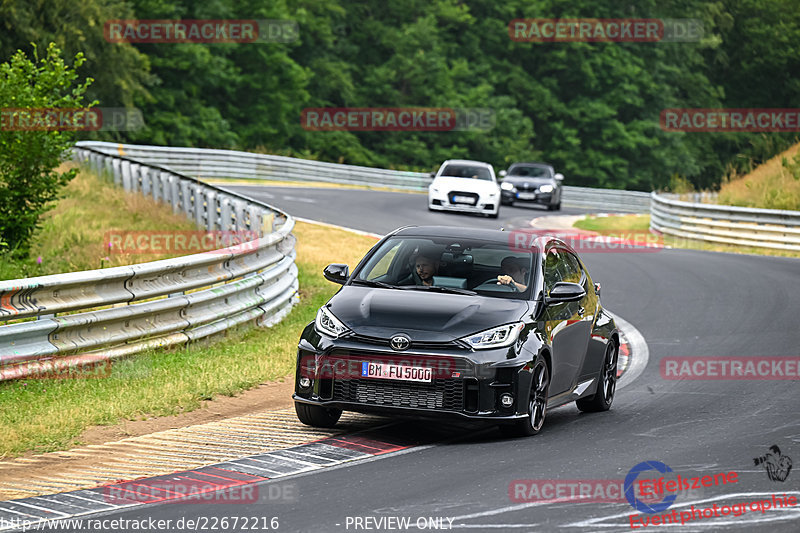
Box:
574;214;651;232
0;221;377;458
718;142;800;211
0;164;196;280
574;214;800;258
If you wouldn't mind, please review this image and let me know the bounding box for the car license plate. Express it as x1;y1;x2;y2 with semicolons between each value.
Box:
452;195;475;205
517;192;536;200
361;362;433;382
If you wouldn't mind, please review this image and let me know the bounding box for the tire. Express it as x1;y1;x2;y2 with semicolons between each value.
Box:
500;358;549;438
489;210;499;219
295;401;342;428
576;342;618;413
554;202;561;211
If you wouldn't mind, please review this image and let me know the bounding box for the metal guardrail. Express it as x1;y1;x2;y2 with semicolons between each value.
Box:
0;147;299;381
76;142;652;213
650;192;800;251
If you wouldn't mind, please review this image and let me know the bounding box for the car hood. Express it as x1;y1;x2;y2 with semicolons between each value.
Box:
328;286;530;342
431;176;499;194
503;176;554;187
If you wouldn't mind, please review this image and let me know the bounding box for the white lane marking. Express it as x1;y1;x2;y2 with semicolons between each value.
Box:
293;216;383;238
446;500;558;521
8;500;69;517
451;525;540;529
282;195;316;203
216;186;274;198
611;312;649;390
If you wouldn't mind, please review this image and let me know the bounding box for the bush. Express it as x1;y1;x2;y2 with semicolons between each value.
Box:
0;43;94;256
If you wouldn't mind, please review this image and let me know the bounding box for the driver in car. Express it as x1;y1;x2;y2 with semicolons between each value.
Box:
497;256;529;291
414;253;439;286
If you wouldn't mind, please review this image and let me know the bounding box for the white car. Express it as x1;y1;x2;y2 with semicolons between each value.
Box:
427;159;501;218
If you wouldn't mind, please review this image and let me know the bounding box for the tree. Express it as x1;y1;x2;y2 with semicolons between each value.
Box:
0;43;95;254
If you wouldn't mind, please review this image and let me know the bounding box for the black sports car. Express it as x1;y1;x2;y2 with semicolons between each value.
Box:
293;226;618;437
499;162;563;210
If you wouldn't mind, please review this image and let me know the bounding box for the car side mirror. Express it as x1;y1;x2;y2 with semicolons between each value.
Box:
429;171;436;178
545;282;586;304
499;170;507;178
554;173;564;181
323;263;349;284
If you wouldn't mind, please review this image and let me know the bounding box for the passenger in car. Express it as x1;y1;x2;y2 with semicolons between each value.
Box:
498;256;529;291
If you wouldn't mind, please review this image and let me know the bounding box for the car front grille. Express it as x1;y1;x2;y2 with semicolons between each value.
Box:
447;191;479;206
333;378;464;411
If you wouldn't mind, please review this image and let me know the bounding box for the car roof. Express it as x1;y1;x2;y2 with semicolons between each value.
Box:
441;159;493;168
390;225;552;249
508;161;553;168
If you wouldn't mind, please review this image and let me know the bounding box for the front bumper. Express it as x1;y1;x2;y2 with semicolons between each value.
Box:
293;394;528;422
295;336;533;422
502;190;553;205
428;190;499;214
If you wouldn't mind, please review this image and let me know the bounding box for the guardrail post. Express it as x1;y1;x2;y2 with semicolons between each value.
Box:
111;158;121;186
151;168;162;202
233;200;248;231
219;197;233;231
205;190;217;231
141;165;152;197
193;185;206;229
168;175;180;213
181;181;193;219
120;160;132;191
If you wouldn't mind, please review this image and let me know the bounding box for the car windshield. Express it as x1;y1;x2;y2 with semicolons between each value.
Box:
354;236;536;299
440;164;493;181
508;165;550;178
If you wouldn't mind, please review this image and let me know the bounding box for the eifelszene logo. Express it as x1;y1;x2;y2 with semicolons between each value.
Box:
754;446;793;482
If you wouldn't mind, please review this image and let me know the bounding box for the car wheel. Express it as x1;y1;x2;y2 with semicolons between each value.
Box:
489;210;499;219
554;202;561;211
500;358;549;437
295;401;342;428
576;342;617;413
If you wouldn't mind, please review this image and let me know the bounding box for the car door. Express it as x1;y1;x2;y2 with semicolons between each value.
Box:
543;245;593;395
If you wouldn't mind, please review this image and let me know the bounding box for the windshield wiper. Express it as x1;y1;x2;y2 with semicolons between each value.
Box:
350;279;398;289
398;285;477;296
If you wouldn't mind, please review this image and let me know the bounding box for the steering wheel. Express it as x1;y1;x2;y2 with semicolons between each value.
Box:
474;278;518;292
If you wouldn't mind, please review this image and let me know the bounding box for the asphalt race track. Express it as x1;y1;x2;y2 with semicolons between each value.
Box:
16;186;800;532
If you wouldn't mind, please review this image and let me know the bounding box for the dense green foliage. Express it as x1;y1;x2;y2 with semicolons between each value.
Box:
0;43;94;254
1;0;799;191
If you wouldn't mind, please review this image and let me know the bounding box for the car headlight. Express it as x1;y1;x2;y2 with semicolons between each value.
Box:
539;184;554;193
461;322;525;350
501;182;516;191
315;307;350;338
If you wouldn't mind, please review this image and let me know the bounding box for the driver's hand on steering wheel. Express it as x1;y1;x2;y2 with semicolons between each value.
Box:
497;275;514;286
